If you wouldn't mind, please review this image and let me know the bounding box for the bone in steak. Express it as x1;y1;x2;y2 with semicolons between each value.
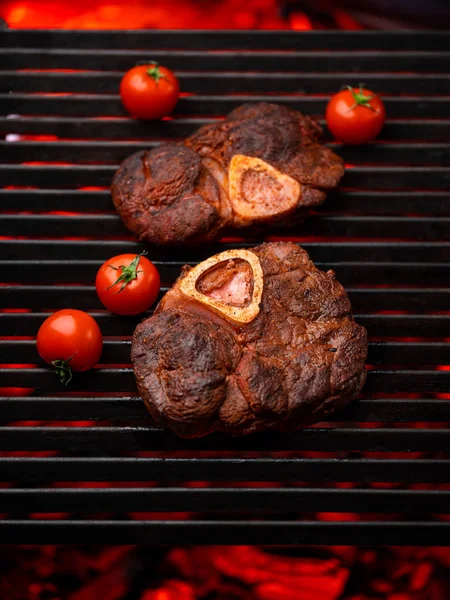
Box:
112;103;344;245
132;242;367;438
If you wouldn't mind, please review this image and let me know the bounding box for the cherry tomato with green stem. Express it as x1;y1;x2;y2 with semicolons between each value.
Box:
326;85;386;145
96;252;161;316
37;309;103;385
120;62;180;120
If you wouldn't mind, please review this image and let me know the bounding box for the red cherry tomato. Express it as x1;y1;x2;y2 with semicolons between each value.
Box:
37;310;103;384
95;253;161;316
120;62;180;120
326;86;386;145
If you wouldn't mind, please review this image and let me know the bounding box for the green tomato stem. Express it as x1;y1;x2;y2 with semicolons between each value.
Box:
51;356;74;385
343;84;376;112
107;251;146;294
146;64;165;84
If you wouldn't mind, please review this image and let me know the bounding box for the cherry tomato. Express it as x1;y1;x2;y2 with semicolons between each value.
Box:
120;62;180;120
326;85;386;145
37;310;103;384
95;253;161;316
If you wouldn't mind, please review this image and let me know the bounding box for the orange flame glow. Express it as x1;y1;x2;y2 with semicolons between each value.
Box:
1;0;300;30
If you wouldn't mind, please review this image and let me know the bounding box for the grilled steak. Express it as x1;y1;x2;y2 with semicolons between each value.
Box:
132;242;367;438
112;103;344;246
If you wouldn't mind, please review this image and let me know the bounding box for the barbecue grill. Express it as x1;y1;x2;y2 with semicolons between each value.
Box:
0;29;449;546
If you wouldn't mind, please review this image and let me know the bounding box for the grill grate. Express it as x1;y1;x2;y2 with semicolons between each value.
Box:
0;29;449;546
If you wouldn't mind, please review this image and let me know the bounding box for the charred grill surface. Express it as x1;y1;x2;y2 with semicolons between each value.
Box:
1;29;449;546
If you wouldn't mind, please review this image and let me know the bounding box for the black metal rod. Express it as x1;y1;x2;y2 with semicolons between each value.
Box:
0;487;449;514
2;94;449;118
0;397;449;423
1;30;449;51
0;457;449;483
0;425;449;452
1;520;450;546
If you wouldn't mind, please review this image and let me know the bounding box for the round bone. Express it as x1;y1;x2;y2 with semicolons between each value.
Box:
179;249;264;325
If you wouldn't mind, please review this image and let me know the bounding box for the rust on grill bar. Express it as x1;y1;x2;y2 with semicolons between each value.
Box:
0;29;449;546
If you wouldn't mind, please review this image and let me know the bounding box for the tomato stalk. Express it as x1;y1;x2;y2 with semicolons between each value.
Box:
107;252;145;293
136;60;166;83
51;355;75;385
134;60;166;84
343;84;376;112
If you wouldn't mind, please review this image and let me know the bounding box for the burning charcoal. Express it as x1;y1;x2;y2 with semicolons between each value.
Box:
140;580;195;600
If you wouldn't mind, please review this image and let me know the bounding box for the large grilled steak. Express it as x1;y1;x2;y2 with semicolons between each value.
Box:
132;242;367;438
112;103;344;246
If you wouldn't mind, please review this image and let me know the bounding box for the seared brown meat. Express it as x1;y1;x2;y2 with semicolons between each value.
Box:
132;242;367;438
112;103;344;246
110;144;223;246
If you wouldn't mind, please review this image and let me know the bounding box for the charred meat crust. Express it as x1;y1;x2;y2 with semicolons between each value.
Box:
186;102;343;190
132;242;367;438
111;146;222;245
112;103;344;245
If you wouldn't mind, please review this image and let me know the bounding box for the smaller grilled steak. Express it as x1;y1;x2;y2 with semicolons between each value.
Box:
112;103;344;245
132;242;367;438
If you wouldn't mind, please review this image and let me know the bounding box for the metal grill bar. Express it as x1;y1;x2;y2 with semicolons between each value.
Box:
3;71;450;94
3;240;449;261
1;457;449;483
3;260;450;286
1;312;448;338
1;30;448;50
4;49;450;72
2;94;449;118
2;520;450;546
2;339;449;365
1;487;449;514
2;118;450;140
2;286;449;312
0;426;450;452
0;397;449;422
2;215;450;241
4;141;450;166
0;368;448;395
3;165;450;189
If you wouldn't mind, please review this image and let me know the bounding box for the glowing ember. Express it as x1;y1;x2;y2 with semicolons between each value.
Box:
1;544;448;598
2;0;294;29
